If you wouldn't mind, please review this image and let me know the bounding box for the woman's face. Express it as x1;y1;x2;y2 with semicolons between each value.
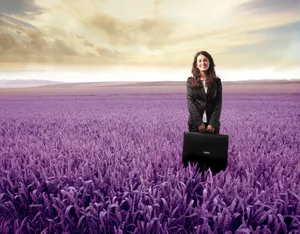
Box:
197;54;210;72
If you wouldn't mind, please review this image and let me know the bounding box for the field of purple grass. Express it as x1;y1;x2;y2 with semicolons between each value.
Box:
0;91;299;233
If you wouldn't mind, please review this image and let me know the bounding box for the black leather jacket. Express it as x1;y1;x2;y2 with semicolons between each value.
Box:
186;76;222;128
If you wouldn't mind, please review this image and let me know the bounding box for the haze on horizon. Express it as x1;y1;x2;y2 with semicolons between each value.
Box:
1;0;300;82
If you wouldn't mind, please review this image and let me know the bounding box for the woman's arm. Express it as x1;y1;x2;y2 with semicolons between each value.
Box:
186;77;203;127
209;77;222;127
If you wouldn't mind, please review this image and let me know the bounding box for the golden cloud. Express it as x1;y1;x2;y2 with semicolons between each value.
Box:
0;0;299;70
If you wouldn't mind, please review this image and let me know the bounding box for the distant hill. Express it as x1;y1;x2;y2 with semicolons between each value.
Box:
96;79;300;87
0;78;299;96
0;79;65;88
1;78;299;88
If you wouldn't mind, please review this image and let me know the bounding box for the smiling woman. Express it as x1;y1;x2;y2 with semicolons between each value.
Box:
186;51;223;134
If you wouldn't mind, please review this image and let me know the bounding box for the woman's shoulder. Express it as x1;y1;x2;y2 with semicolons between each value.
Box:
215;76;222;83
186;76;197;87
187;76;194;81
187;76;198;83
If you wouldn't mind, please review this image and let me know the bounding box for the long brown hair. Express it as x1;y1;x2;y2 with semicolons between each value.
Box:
190;51;217;88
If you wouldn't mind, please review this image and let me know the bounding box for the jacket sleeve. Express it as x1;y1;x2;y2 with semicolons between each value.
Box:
209;77;222;127
186;77;203;127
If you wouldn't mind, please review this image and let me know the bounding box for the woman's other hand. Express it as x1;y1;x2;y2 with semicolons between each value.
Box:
207;125;215;133
198;123;206;132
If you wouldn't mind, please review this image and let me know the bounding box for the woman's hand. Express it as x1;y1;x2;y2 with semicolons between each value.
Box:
198;123;206;132
207;125;215;133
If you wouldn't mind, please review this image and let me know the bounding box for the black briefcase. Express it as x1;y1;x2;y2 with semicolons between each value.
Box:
182;131;229;174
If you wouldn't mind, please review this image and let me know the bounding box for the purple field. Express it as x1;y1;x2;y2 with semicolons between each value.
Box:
0;83;300;233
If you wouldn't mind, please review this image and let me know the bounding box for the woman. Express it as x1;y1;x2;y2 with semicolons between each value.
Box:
186;51;222;134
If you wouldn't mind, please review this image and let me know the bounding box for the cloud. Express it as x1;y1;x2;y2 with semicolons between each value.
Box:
0;0;178;67
0;33;28;64
247;19;300;36
0;28;80;64
0;32;23;52
0;22;126;67
1;0;300;70
212;18;300;68
1;7;125;65
0;0;37;14
233;0;300;14
84;12;177;50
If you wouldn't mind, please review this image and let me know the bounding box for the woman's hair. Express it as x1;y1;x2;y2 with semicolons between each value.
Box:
190;51;217;88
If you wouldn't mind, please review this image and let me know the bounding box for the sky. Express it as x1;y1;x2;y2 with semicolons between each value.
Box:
0;0;300;82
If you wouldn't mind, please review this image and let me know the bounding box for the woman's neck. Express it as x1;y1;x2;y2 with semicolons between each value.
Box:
200;72;207;81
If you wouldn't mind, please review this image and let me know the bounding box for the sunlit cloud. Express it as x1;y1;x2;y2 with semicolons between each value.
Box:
0;0;299;77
